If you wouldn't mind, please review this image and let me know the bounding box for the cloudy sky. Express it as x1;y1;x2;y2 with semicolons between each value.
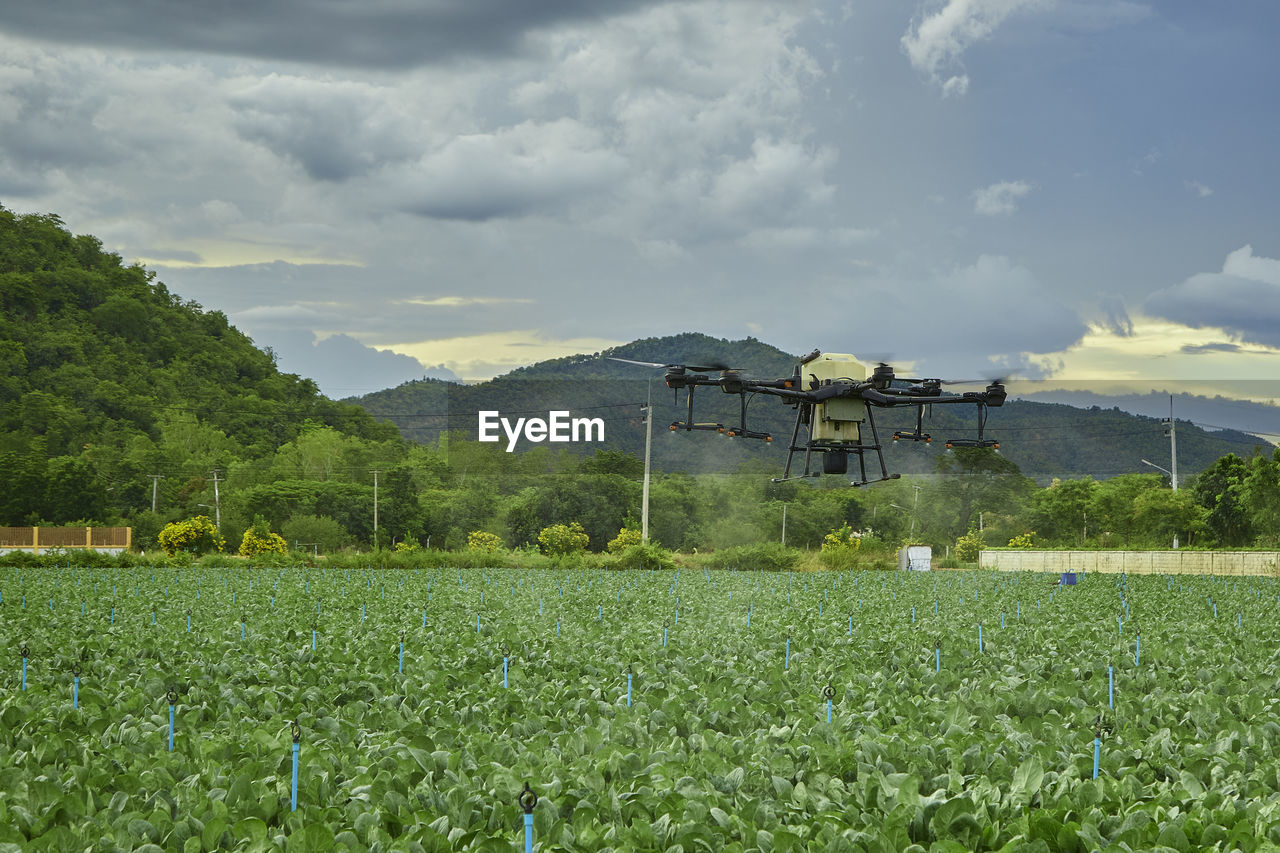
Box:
2;0;1278;407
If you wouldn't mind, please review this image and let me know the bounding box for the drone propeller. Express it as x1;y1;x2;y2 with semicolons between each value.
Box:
607;356;673;369
607;356;736;373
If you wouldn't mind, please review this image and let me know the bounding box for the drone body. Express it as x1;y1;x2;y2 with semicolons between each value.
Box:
610;350;1006;486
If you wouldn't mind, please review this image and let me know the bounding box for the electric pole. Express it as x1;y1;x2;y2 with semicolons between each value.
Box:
209;470;222;532
641;390;653;543
371;469;381;544
911;484;921;537
149;475;164;513
1169;395;1178;491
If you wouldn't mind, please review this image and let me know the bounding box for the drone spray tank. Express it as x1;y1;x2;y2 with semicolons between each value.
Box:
805;353;869;475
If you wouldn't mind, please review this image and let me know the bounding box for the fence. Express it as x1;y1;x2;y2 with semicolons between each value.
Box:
980;549;1280;576
0;527;132;555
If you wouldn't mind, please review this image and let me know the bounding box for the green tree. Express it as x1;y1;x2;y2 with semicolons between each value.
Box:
281;514;350;554
1191;454;1254;546
930;449;1034;542
1240;448;1280;546
1025;477;1098;546
1132;488;1209;547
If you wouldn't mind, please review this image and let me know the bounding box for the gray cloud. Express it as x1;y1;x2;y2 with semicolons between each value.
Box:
0;0;680;69
1180;342;1242;355
1098;296;1134;337
1146;246;1280;348
801;253;1089;377
263;331;432;397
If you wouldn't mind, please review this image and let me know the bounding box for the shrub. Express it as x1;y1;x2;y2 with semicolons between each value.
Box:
157;516;224;557
239;515;288;558
955;530;985;563
1007;531;1037;549
467;530;505;553
701;543;800;572
820;523;863;569
607;542;677;571
538;522;589;558
607;527;643;554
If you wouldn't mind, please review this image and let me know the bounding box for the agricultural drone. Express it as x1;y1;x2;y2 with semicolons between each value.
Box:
611;351;1007;486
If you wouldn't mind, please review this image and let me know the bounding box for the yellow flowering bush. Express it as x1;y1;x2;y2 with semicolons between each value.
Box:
538;522;589;557
466;530;504;552
1007;531;1037;549
157;515;224;556
239;516;287;557
607;527;643;553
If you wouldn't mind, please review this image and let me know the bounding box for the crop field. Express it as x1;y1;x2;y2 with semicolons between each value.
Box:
2;566;1280;852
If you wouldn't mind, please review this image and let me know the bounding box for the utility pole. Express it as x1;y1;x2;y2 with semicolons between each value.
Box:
209;470;222;532
371;469;381;544
641;389;653;544
911;484;921;538
1168;395;1178;491
149;475;164;513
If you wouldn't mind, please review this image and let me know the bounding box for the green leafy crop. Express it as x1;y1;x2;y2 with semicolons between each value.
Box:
2;566;1279;851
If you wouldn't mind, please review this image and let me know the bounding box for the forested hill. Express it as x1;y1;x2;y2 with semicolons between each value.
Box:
348;333;1271;483
0;206;396;525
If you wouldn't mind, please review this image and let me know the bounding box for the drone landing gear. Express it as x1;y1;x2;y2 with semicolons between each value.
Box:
775;402;895;486
942;404;1000;450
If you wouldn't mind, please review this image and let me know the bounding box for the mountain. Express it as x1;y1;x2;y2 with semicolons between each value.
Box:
0;206;397;524
346;334;1272;484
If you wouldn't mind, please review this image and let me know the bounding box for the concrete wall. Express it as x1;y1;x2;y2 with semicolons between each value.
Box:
979;550;1280;576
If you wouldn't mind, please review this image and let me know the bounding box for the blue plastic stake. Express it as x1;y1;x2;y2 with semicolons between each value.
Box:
477;614;481;632
978;623;983;653
503;655;509;688
187;613;191;632
848;615;851;636
785;636;791;670
936;645;940;673
524;813;534;853
556;620;560;636
1135;634;1140;666
826;699;832;723
312;629;316;651
291;721;301;811
912;606;915;624
399;641;404;673
1108;666;1113;708
22;655;28;691
168;692;176;752
74;675;79;708
1093;736;1101;779
627;672;633;707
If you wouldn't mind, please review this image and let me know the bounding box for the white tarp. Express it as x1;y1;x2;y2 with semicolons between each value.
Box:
898;545;932;571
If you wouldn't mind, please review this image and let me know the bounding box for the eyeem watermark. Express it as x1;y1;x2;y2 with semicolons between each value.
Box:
478;410;605;452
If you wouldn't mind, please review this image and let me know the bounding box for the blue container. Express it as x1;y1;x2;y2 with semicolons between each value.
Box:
1060;572;1077;585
